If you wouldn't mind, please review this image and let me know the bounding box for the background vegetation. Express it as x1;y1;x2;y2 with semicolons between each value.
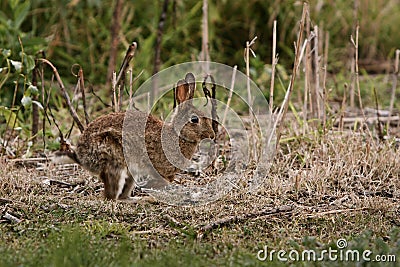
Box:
1;1;400;266
1;0;400;149
1;0;400;96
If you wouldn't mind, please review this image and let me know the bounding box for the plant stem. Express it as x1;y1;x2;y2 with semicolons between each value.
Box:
269;20;278;114
152;0;169;103
107;0;124;84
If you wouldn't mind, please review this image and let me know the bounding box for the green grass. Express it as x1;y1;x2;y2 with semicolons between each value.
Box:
1;222;398;267
0;223;256;267
1;129;400;266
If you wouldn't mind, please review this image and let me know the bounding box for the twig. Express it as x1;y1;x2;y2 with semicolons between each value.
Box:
350;57;355;109
116;42;137;110
115;42;137;110
323;31;330;70
42;179;74;187
153;0;169;76
314;25;321;119
130;226;165;235
322;31;329;132
373;87;384;140
3;212;22;224
128;68;133;110
9;157;48;162
39;51;47;147
335;115;399;125
107;0;123;83
302;40;309;135
201;0;210;73
31;59;39;143
305;9;313;117
339;84;348;131
78;67;90;125
202;75;218;135
221;65;237;126
163;214;183;227
349;0;359;108
388;49;400;125
112;72;118;112
89;84;112;108
351;24;365;116
350;24;376;143
0;198;13;204
275;3;308;147
322;66;328;132
245;36;258;160
116;42;137;86
269;20;278;113
152;0;169;103
306;207;366;218
39;59;85;133
197;205;292;238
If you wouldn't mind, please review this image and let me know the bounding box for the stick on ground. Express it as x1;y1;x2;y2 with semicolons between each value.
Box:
197;205;292;239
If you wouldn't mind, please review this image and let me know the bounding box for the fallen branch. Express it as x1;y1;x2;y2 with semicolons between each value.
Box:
305;207;367;218
42;179;74;187
9;157;48;163
3;212;22;224
197;205;292;238
0;198;13;204
163;214;183;227
130;226;165;235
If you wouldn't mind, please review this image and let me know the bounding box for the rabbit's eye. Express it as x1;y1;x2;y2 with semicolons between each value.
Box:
190;115;199;123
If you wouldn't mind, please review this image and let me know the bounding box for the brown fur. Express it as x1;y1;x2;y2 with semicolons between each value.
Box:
73;73;215;200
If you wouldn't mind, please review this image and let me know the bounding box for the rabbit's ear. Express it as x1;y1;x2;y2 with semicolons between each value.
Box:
175;79;190;104
185;73;196;99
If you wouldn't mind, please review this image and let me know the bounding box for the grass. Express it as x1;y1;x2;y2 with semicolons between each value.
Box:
1;129;399;266
1;2;400;265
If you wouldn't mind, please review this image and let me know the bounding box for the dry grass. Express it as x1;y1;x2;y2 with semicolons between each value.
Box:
1;129;399;251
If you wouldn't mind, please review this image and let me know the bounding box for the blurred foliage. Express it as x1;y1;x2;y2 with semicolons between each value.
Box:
1;0;400;89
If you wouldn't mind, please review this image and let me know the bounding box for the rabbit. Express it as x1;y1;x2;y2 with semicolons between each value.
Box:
58;73;215;201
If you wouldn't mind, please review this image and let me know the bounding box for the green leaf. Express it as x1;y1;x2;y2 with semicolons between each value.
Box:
0;106;18;128
9;0;19;10
27;84;39;96
24;54;35;72
0;11;9;25
10;60;22;72
21;95;32;107
20;36;46;47
13;1;30;29
2;49;11;58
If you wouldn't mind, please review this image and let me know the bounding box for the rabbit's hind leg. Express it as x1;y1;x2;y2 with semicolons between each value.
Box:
118;171;135;200
118;171;158;203
100;166;126;200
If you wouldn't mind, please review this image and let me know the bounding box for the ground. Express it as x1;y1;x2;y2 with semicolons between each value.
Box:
0;132;399;266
